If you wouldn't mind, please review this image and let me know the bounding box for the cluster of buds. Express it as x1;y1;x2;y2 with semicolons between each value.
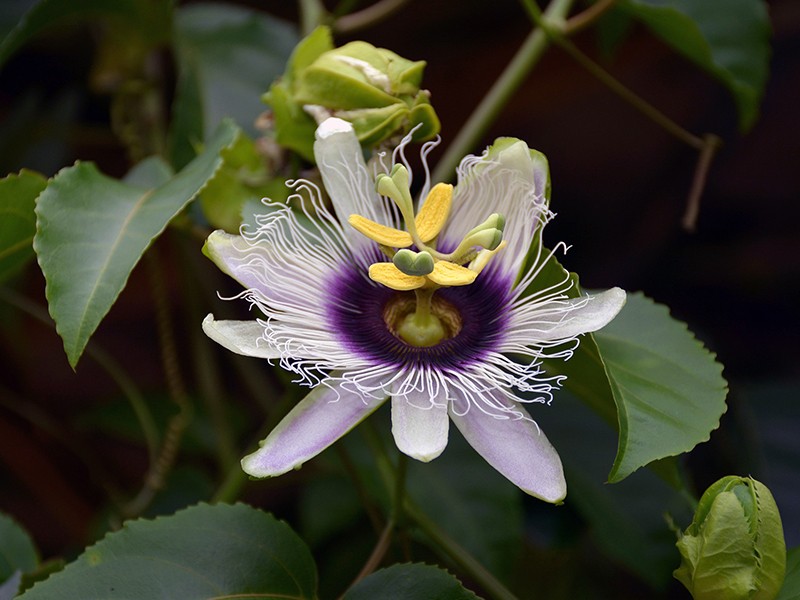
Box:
265;27;440;161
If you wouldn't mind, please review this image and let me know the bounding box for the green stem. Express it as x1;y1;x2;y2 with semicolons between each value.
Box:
431;0;575;183
522;0;705;150
350;454;409;587
562;0;618;35
334;0;412;34
180;237;237;472
124;250;193;518
212;387;299;504
358;423;518;600
299;0;328;35
682;133;722;232
0;286;159;465
405;500;519;600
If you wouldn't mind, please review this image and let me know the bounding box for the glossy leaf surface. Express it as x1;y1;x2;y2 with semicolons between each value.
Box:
343;563;479;600
623;0;770;130
34;120;238;368
19;503;318;600
595;292;728;481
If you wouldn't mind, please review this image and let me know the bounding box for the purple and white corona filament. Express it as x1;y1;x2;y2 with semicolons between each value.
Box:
202;117;625;503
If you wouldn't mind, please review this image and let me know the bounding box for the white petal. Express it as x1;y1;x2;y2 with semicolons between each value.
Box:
202;314;278;359
444;139;549;279
537;287;626;341
205;230;299;306
391;389;449;462
314;118;388;250
205;230;266;290
449;397;566;503
241;381;387;477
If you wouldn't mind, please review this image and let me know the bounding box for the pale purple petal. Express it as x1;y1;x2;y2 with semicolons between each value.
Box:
241;381;387;477
449;395;566;503
391;389;449;462
202;314;277;359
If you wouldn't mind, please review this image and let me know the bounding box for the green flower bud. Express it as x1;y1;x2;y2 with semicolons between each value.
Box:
674;476;786;600
264;26;440;160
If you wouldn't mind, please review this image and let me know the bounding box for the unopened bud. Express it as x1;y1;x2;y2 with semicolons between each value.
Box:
674;476;786;600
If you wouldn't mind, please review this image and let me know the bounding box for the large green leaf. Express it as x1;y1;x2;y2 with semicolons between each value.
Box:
19;503;318;600
0;169;46;282
778;547;800;600
0;512;38;585
34;119;238;368
622;0;770;131
170;2;296;168
595;292;728;481
0;0;170;68
342;564;480;600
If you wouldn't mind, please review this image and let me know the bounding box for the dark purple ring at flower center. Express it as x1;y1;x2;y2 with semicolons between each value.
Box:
327;264;513;371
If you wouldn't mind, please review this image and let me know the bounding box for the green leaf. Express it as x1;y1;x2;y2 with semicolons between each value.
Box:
0;512;39;585
0;0;170;68
777;547;800;600
595;292;728;481
18;503;318;600
622;0;770;130
122;155;173;189
342;563;480;600
0;169;46;282
34;119;238;368
170;2;296;167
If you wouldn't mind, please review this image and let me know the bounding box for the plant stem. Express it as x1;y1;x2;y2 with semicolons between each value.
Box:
334;0;412;34
299;0;328;35
0;286;159;465
682;133;722;232
563;0;618;35
356;423;518;599
211;387;300;504
405;501;519;600
180;237;237;472
431;0;575;183
124;250;193;518
548;32;706;150
521;2;722;226
349;454;408;586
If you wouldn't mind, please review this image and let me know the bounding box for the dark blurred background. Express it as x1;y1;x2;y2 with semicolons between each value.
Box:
1;0;798;596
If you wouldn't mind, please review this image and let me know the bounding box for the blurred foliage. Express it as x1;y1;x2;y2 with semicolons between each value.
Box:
0;0;795;599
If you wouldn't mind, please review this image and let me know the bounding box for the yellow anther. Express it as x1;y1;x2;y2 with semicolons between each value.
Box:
469;240;508;274
415;183;453;243
427;261;477;287
369;262;426;291
349;214;413;248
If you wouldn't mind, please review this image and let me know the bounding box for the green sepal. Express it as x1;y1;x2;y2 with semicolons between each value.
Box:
408;97;441;141
200;131;280;232
267;80;317;162
337;104;409;146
